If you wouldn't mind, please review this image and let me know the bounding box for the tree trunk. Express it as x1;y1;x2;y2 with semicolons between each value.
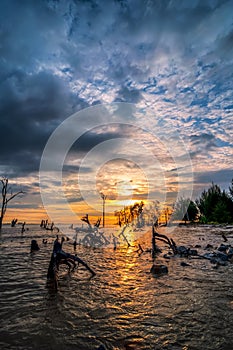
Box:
0;178;24;230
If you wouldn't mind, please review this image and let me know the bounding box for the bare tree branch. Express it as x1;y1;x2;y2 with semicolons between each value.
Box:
6;191;24;204
0;178;25;229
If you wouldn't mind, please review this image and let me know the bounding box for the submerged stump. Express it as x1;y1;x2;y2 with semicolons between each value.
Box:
30;239;40;252
150;264;168;275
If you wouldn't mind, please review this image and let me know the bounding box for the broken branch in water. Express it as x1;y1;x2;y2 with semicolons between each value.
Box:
152;224;178;257
47;237;96;289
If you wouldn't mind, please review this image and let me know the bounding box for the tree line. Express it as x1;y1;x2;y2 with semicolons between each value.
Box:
1;177;233;230
114;179;233;226
174;179;233;224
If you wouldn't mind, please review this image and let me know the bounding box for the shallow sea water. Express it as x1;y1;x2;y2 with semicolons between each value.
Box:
1;224;233;350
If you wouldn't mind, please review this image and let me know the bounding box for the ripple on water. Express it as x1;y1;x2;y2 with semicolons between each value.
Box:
1;225;233;349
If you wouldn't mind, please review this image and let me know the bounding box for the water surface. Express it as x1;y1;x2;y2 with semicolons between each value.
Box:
1;225;233;350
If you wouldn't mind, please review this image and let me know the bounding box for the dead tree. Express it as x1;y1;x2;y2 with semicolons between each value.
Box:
0;177;24;230
47;237;96;289
150;223;178;276
81;214;93;230
80;215;102;233
152;223;178;258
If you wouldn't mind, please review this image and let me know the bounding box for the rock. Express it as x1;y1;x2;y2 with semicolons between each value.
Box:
216;251;228;261
177;246;189;256
205;244;214;250
189;249;198;256
204;253;215;259
217;244;229;252
176;246;198;256
180;261;190;267
195;244;202;248
150;264;168;275
210;257;217;264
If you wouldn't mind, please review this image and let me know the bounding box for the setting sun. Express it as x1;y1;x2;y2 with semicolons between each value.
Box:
116;179;134;197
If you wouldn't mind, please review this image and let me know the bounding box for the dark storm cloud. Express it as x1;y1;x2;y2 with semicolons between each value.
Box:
0;68;88;174
67;123;135;158
194;169;233;189
0;0;88;175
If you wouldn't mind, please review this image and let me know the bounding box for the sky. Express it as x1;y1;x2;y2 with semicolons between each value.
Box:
0;0;233;224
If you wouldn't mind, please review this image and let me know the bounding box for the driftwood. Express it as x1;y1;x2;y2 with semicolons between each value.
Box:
151;224;177;275
81;214;92;230
47;237;95;289
81;214;102;231
152;224;178;258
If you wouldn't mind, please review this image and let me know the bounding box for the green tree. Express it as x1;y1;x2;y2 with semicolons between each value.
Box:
196;183;221;221
173;197;198;224
187;200;199;222
196;183;233;224
212;201;232;224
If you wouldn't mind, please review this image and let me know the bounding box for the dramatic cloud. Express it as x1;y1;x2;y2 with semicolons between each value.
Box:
0;0;232;222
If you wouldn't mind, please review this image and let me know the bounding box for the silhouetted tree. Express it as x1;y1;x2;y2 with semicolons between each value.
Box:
173;197;198;224
196;182;233;224
114;201;145;227
0;178;24;230
212;201;232;224
187;201;199;222
196;183;221;222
